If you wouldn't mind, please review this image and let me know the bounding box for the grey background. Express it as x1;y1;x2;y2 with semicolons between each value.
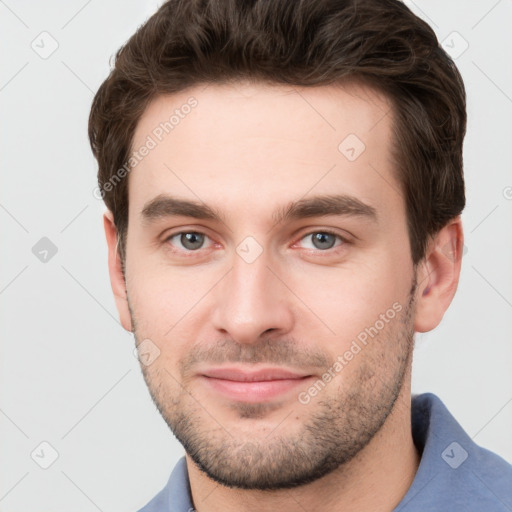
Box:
1;0;511;510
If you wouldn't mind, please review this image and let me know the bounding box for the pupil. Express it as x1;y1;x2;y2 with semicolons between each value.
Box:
313;233;335;250
182;232;203;250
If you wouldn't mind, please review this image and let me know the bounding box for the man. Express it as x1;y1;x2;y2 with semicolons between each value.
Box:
88;0;512;510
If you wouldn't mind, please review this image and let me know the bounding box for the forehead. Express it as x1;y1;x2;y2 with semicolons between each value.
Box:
132;79;393;150
128;80;399;222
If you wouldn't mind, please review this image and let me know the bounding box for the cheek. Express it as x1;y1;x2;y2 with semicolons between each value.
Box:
294;280;382;344
127;263;224;374
127;259;211;325
129;279;193;376
285;255;409;343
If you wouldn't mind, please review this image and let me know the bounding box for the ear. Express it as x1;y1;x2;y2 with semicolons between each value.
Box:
103;210;133;332
413;216;464;333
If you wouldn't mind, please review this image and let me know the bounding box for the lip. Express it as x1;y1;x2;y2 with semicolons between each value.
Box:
199;366;313;403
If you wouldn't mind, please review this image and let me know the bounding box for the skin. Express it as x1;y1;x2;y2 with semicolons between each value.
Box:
104;80;463;512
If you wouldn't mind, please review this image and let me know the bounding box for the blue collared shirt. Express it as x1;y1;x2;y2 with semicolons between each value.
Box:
138;393;512;511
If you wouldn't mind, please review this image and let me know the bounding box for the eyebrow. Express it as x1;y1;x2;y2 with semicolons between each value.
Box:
140;193;378;226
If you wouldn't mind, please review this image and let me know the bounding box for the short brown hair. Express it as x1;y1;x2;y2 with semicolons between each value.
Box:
88;0;466;266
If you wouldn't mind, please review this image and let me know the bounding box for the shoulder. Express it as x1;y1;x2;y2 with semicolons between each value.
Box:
137;457;191;512
396;393;512;511
137;487;169;512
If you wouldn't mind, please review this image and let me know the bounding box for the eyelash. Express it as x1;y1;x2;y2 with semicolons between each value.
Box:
162;229;349;257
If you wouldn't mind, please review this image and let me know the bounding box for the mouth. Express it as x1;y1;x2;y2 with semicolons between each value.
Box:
199;367;314;403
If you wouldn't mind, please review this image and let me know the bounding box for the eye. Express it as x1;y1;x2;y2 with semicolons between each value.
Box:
298;231;345;251
166;231;212;251
164;230;347;255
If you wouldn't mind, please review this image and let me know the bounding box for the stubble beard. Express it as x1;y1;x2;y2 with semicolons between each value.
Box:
130;282;416;491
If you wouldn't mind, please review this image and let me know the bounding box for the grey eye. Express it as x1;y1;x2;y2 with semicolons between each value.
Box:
298;231;344;251
310;232;337;250
179;232;205;250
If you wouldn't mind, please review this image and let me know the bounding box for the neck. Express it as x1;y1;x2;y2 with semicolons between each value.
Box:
186;375;420;512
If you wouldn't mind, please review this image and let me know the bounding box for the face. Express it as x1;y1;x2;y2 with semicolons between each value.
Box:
120;80;420;489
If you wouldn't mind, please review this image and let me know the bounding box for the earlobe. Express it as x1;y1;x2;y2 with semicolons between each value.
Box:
103;211;133;332
413;217;464;333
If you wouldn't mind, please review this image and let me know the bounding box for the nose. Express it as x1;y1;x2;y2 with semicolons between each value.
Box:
211;251;295;345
